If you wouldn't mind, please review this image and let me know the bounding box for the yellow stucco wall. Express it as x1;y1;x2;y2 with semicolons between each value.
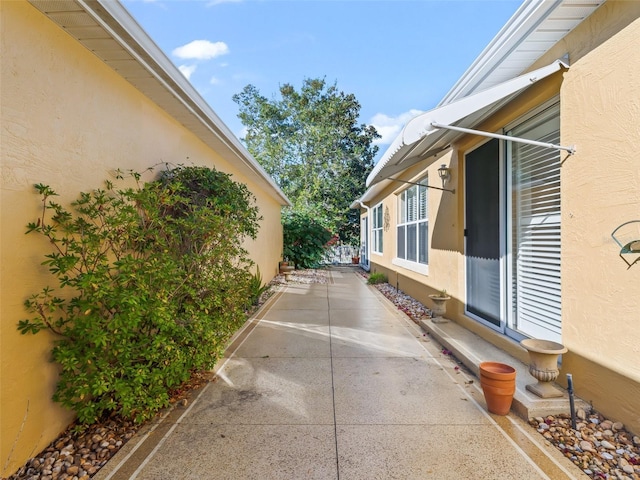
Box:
365;154;461;310
557;3;640;432
362;0;640;434
1;2;284;475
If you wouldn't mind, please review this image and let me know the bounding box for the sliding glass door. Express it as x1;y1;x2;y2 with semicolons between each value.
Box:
464;102;562;342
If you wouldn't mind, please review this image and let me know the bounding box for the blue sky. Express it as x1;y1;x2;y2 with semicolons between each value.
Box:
122;0;522;158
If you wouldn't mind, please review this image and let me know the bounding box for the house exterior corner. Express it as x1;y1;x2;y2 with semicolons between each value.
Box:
1;1;288;475
355;0;640;434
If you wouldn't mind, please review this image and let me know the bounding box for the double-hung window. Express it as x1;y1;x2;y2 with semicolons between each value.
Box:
397;178;428;265
372;202;383;254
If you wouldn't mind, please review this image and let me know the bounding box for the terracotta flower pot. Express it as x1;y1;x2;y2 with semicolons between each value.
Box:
479;361;516;415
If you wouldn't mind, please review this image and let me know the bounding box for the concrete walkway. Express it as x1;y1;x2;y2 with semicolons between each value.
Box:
96;267;586;480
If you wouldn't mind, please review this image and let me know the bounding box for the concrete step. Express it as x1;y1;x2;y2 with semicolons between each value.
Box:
419;318;590;420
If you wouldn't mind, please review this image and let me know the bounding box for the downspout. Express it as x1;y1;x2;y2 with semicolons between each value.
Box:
356;200;371;271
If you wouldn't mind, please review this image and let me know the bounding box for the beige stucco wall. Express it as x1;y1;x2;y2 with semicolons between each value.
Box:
557;3;640;432
363;151;462;311
1;2;284;475
363;0;640;435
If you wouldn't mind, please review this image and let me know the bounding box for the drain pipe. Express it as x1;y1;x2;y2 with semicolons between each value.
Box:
355;200;371;271
567;373;577;430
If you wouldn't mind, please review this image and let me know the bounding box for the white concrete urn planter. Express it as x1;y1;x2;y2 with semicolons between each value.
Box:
279;261;294;275
520;338;568;398
428;294;450;323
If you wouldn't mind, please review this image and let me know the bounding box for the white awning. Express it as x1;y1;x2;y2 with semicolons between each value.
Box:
366;59;569;187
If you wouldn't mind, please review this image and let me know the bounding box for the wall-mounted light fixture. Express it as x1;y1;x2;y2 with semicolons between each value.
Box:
385;163;455;194
437;164;451;189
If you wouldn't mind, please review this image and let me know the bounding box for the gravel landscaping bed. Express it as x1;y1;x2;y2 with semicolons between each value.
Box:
529;413;640;479
5;269;328;480
272;268;329;285
358;270;640;480
7;417;140;480
8;267;638;480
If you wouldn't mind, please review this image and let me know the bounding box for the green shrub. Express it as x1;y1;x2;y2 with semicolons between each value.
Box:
367;272;387;285
282;209;334;269
19;166;261;424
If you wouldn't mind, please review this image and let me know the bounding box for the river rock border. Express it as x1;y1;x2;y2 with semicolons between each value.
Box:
5;269;329;480
358;269;640;480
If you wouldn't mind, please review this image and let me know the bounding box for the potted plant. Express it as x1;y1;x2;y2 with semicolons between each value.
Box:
279;256;294;274
429;288;450;320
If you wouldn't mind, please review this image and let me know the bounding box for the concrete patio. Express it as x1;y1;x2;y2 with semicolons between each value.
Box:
95;267;586;479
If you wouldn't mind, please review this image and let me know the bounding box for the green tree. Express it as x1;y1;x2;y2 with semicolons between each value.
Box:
282;210;334;269
233;78;379;242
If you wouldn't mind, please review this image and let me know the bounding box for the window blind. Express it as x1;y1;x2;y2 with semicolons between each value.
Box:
511;105;561;341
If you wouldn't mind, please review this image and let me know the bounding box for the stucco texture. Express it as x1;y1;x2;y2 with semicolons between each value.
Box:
1;2;283;475
559;4;640;431
364;151;461;312
363;0;640;436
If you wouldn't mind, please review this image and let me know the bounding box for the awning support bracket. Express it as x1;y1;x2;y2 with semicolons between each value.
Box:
385;177;455;194
431;122;576;155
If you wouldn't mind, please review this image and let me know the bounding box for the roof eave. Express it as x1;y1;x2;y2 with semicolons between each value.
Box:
366;0;605;188
28;0;291;207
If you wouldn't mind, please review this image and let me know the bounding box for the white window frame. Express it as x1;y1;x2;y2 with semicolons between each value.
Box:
394;177;429;275
371;202;383;254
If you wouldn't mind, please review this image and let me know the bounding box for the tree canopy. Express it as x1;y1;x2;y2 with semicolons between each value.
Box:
233;78;379;242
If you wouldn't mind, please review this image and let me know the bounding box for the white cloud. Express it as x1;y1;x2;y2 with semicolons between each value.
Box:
369;109;424;145
207;0;242;5
209;76;221;85
172;40;229;60
178;64;197;79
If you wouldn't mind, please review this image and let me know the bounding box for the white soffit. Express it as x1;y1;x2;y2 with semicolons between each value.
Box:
441;0;605;103
27;0;291;207
366;0;604;187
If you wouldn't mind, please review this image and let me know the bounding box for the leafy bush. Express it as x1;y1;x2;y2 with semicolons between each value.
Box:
282;209;333;269
367;272;387;285
19;166;261;424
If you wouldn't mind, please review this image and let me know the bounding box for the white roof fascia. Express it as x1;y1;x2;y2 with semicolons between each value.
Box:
29;0;290;207
439;0;562;104
441;0;604;104
366;59;567;187
91;0;291;206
